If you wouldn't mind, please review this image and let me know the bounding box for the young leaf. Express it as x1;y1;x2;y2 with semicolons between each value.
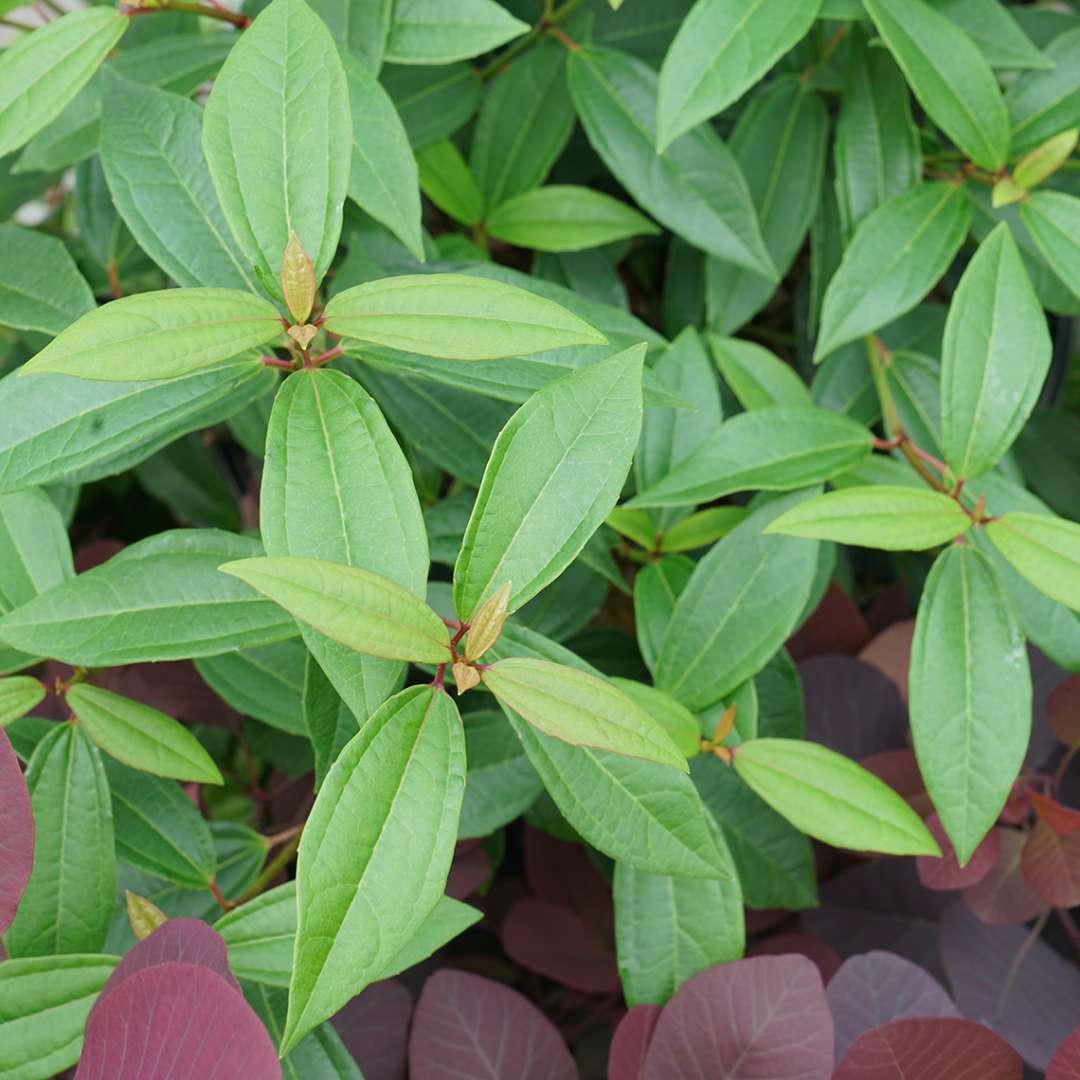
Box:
0;676;44;728
283;685;465;1053
986;511;1080;613
464;581;511;661
1020;191;1080;299
220;555;451;664
711;336;812;412
765;486;972;549
656;0;820;151
279;233;316;325
482;657;688;770
67;683;222;784
0;224;94;335
863;0;1010;170
324;273;607;359
453;344;644;620
385;0;528;65
909;545;1032;864
941;224;1052;479
815;182;972;360
19;290;282;382
1013;129;1079;190
733;738;942;856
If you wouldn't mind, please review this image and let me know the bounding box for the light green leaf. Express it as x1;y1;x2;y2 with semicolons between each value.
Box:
202;0;352;286
986;511;1080;613
453;344;644;620
1020;191;1080;299
629;407;872;509
941;223;1051;479
6;725;116;957
733;738;942;856
0;224;93;335
375;894;483;980
220;555;451;664
283;685;465;1053
0;676;43;727
483;657;688;770
863;0;1010;170
711;336;812;412
567;45;775;278
0;8;126;159
20;289;282;382
417;138;482;227
609;678;701;760
1006;26;1080;158
459;710;542;839
656;0;820;151
0;954;118;1080
0;530;296;666
910;544;1031;863
385;0;528;64
659;507;747;553
324;272;607;359
487;185;659;252
216;882;297;987
308;0;393;74
67;683;222;784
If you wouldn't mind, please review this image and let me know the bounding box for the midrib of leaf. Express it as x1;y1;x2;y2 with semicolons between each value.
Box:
306;376;354;566
85;695;204;772
52;729;76;954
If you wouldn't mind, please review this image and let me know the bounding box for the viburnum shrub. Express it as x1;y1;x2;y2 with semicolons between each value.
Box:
1;0;1080;1076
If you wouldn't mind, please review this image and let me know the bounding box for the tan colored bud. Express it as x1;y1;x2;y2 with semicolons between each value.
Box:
991;176;1027;209
280;230;316;324
453;661;481;696
465;581;512;660
287;324;318;350
125;889;167;940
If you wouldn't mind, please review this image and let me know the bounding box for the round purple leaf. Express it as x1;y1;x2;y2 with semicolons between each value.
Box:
0;728;33;934
608;1005;661;1080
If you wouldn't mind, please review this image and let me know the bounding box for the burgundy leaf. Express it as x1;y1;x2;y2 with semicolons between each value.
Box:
1049;675;1080;747
864;582;912;636
1030;789;1080;835
0;727;33;934
523;826;613;936
826;950;959;1060
962;828;1048;925
76;961;280;1079
860;749;925;800
502;897;619;993
446;840;492;900
98;661;232;728
917;813;999;891
858;618;914;702
608;1006;661;1080
1030;648;1070;768
642;956;833;1080
408;970;576;1080
333;980;412;1080
73;539;125;573
786;582;870;661
833;1017;1022;1079
747;933;842;984
1048;1024;1080;1080
941;902;1080;1069
1021;819;1080;907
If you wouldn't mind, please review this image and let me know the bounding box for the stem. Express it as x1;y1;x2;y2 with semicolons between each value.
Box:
234;835;302;906
124;0;249;29
0;16;35;30
209;878;236;912
260;355;296;370
263;823;303;848
106;261;122;301
546;24;579;50
1054;744;1079;791
477;0;587;80
310;344;343;368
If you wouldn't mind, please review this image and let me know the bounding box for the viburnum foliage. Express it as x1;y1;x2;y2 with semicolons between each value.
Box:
0;0;1079;1077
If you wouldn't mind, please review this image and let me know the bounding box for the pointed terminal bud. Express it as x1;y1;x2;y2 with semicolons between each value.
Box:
453;661;481;696
287;323;318;351
465;581;512;660
712;702;737;745
991;176;1027;209
279;231;316;324
125;889;168;940
1014;128;1079;191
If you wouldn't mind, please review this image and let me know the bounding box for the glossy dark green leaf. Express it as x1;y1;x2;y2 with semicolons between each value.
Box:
383;62;482;150
1020;191;1080;299
1006;26;1080;157
930;0;1052;70
634;555;694;676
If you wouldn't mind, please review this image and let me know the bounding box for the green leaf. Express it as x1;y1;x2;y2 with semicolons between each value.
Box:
385;0;528;64
733;738;942;856
659;507;747;553
0;530;296;666
815;182;972;361
342;52;424;261
487;185;659;252
1020;191;1080;299
384;62;482;151
6;724;116;956
482;657;688;770
216;882;297;987
301;652;361;788
453;344;644;620
909;544;1031;863
417;139;483;227
104;757;217;890
656;0;820;151
374;894;483;980
67;683;222;784
633;554;694;675
324;272;607;359
863;0;1010;170
220;555;451;664
1013;129;1078;190
567;45;776;278
0;8;126;159
711;336;812;411
283;685;465;1053
655;490;821;711
308;0;393;74
628;407;872;509
0;676;43;728
0;954;118;1080
609;678;701;760
940;223;1052;479
20;289;282;382
929;0;1052;70
986;511;1080;613
0;224;93;335
1005;26;1080;158
202;0;352;286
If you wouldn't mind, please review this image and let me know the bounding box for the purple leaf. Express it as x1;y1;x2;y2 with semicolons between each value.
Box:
1048;1024;1080;1080
523;826;613;935
941;902;1080;1069
608;1006;661;1080
1022;819;1080;907
786;582;871;661
917;812;999;891
858;619;914;702
408;970;577;1080
833;1017;1022;1079
746;933;842;985
962;827;1048;925
76;961;280;1079
332;980;412;1080
446;840;491;900
1049;676;1080;747
0;727;33;934
826;950;959;1060
642;956;833;1079
1030;647;1070;769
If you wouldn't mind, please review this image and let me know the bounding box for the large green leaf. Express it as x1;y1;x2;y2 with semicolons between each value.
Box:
711;336;812;412
863;0;1010;169
930;0;1051;71
1020;191;1080;299
940;223;1051;480
202;0;352;286
0;530;295;666
815;182;972;360
656;0;820;150
0;7;126;159
283;685;465;1053
6;725;116;956
19;290;282;382
567;45;775;278
221;555;451;664
986;511;1080;613
909;544;1031;864
453;344;643;620
0;225;93;335
385;0;527;64
1005;25;1080;158
610;678;702;760
308;0;393;73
